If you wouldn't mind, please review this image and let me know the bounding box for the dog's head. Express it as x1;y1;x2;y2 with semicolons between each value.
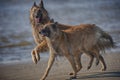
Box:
30;0;50;24
39;22;60;39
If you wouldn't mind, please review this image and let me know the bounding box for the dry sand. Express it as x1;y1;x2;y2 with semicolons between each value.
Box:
0;53;120;80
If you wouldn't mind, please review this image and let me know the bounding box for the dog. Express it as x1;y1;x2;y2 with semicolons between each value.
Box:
29;0;101;69
29;0;51;64
39;22;114;80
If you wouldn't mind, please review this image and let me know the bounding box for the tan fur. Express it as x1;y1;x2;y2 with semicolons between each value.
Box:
39;22;114;80
29;1;105;71
29;1;50;64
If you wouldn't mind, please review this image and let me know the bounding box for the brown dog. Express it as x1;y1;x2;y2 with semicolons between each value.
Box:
29;0;110;72
29;0;100;69
29;0;51;64
39;22;114;80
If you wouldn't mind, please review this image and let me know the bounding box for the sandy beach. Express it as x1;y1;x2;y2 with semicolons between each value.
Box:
0;53;120;80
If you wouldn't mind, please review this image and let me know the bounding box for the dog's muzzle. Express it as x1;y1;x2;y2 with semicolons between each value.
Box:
35;18;40;23
39;30;47;37
35;13;42;23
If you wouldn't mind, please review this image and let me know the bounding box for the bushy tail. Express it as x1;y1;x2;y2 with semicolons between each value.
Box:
101;32;115;48
94;31;115;53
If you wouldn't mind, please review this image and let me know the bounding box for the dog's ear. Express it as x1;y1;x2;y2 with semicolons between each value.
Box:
50;19;54;23
54;22;58;25
52;22;58;31
39;0;44;8
33;2;37;7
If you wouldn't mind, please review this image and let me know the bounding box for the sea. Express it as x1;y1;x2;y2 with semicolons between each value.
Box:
0;0;120;63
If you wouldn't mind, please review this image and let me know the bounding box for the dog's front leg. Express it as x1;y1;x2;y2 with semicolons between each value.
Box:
85;52;94;70
31;41;48;64
31;46;40;64
31;49;37;64
40;50;55;80
64;54;77;79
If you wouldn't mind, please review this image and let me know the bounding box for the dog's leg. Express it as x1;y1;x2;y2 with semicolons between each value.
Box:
31;46;40;64
95;58;100;66
74;52;82;72
85;52;94;70
34;45;40;62
40;49;55;80
70;52;82;75
65;54;77;79
99;55;107;71
31;49;37;64
92;50;106;71
31;41;48;64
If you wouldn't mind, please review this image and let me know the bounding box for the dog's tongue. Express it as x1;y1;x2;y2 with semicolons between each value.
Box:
40;33;46;37
35;18;40;23
41;34;45;37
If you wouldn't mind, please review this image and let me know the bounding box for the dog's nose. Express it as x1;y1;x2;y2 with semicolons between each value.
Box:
39;30;45;34
39;31;41;34
36;15;39;18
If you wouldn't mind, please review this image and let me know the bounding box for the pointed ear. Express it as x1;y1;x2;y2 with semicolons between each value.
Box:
50;19;54;23
39;0;44;8
52;22;57;31
54;22;58;25
52;22;57;30
33;2;37;7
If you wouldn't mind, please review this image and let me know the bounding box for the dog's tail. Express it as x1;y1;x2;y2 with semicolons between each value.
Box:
94;29;115;53
101;32;115;48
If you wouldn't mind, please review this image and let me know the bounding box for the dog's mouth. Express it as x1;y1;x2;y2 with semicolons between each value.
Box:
35;12;43;23
41;33;46;37
35;17;42;23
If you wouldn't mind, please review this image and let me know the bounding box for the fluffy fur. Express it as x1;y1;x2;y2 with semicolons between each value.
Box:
39;22;114;80
29;0;101;68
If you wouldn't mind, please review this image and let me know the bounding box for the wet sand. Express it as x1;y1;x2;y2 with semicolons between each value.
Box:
0;53;120;80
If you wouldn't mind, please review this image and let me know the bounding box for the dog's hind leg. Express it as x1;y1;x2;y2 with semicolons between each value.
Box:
95;58;100;66
85;52;94;70
92;49;107;71
99;55;107;71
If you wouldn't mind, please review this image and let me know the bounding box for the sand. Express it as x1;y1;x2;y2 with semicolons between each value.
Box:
0;53;120;80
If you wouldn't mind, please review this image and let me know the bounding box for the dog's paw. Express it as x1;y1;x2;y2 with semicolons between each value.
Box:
70;76;77;79
31;50;37;64
32;55;37;64
35;53;40;62
101;67;106;71
69;72;74;75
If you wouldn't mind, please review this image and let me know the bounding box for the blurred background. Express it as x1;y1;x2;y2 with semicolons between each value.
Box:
0;0;120;63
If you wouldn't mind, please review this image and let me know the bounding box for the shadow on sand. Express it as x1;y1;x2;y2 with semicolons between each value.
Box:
66;72;120;80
